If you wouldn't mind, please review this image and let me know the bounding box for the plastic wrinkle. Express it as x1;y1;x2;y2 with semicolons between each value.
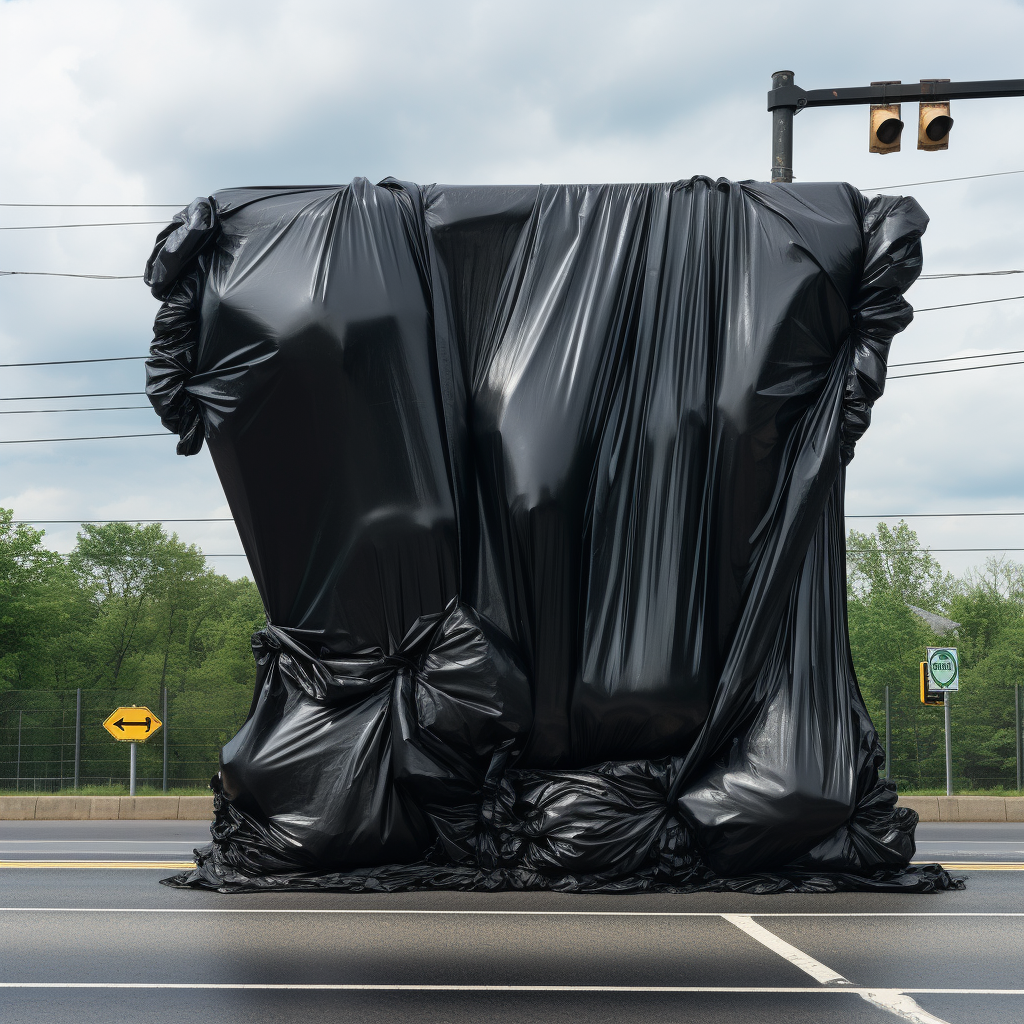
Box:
144;177;959;895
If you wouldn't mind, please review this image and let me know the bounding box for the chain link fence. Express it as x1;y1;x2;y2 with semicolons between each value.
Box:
0;688;250;792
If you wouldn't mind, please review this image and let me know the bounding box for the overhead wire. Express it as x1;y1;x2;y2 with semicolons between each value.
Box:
0;406;150;414
1;271;143;280
0;432;167;444
861;168;1024;190
0;392;146;401
0;221;166;230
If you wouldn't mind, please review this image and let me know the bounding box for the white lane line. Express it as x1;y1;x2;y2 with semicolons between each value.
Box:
0;983;1019;994
0;908;1023;917
0;983;1015;991
722;915;956;1023
860;990;953;1024
721;915;851;985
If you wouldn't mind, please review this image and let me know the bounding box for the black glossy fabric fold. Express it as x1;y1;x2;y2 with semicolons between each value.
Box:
144;176;958;894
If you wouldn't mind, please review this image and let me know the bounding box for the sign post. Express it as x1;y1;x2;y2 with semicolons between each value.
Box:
925;648;959;796
102;705;162;796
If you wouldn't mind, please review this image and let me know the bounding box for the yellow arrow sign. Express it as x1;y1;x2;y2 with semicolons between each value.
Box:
102;705;162;742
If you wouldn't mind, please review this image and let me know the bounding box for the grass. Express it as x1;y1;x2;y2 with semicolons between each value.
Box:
898;787;1023;797
0;784;211;797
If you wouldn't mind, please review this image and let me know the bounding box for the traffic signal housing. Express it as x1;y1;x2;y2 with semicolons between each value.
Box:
920;662;944;705
918;82;953;151
869;81;904;154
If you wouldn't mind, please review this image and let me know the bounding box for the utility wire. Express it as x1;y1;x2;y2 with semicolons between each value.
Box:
861;168;1024;190
849;548;1024;554
914;294;1024;312
0;432;167;444
13;518;234;524
0;203;183;208
0;392;146;401
888;358;1024;380
846;512;1024;518
0;221;166;230
0;356;146;368
0;406;150;414
889;348;1024;368
1;271;143;280
919;270;1024;279
14;513;1024;524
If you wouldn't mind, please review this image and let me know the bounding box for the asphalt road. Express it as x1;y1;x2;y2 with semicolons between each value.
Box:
1;821;1021;1023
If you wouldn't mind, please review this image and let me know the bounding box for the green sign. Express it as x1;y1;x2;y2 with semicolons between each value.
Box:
926;647;959;691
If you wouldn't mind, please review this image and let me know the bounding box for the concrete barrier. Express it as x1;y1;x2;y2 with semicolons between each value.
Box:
897;795;1024;822
0;793;1019;822
0;795;214;820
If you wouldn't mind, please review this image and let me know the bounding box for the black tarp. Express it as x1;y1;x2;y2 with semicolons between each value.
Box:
147;177;960;893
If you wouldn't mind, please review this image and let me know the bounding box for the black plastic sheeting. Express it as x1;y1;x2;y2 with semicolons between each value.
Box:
147;177;961;894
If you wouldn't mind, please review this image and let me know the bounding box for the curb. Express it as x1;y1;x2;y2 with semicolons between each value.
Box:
0;795;214;821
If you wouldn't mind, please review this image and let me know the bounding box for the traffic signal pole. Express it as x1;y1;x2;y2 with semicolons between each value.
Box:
768;74;1024;182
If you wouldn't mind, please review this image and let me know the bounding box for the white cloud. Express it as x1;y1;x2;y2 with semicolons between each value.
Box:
2;0;1024;579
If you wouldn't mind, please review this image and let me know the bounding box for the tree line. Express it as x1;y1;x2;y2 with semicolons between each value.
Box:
1;509;1022;791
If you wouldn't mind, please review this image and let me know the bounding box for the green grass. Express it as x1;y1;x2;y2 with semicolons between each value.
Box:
0;784;211;797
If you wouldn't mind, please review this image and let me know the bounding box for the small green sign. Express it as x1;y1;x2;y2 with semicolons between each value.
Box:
926;647;959;691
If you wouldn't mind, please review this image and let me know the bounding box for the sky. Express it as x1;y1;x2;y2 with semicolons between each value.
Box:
2;0;1024;585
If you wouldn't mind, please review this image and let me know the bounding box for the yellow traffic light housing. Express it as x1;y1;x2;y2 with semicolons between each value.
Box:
919;102;952;151
920;662;944;705
869;82;904;154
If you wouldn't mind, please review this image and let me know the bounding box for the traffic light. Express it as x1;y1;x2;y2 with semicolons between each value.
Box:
919;80;953;150
920;662;944;705
869;81;904;154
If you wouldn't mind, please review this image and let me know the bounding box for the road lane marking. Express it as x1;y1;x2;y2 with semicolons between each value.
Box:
1;909;1024;916
722;916;956;1022
0;861;193;869
860;990;953;1024
722;915;851;985
912;863;1024;870
0;983;1019;994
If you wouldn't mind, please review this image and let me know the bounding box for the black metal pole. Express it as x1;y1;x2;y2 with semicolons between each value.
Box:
885;684;891;780
74;688;82;790
1016;684;1021;792
771;70;795;183
162;686;168;793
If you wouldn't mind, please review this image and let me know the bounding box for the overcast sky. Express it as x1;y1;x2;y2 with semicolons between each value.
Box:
2;0;1023;584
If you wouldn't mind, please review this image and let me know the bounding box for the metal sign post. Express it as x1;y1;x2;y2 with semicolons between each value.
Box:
102;705;162;796
925;648;959;796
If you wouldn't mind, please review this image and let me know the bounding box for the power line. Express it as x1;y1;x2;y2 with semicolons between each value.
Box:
861;168;1024;190
914;294;1024;312
0;221;166;231
849;548;1024;553
888;358;1024;380
847;512;1024;518
889;348;1024;368
1;271;142;280
919;270;1024;279
0;433;167;444
13;519;234;524
0;356;146;368
0;203;184;208
0;392;146;401
0;406;150;414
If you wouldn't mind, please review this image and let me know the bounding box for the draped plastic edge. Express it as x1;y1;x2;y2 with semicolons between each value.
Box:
840;194;928;465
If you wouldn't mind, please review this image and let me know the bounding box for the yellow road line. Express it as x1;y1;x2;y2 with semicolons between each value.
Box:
914;862;1024;871
0;861;193;869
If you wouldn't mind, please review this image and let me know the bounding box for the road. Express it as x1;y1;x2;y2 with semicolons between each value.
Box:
1;821;1021;1023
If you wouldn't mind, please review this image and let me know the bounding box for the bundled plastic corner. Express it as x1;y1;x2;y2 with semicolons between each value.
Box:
145;176;961;894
